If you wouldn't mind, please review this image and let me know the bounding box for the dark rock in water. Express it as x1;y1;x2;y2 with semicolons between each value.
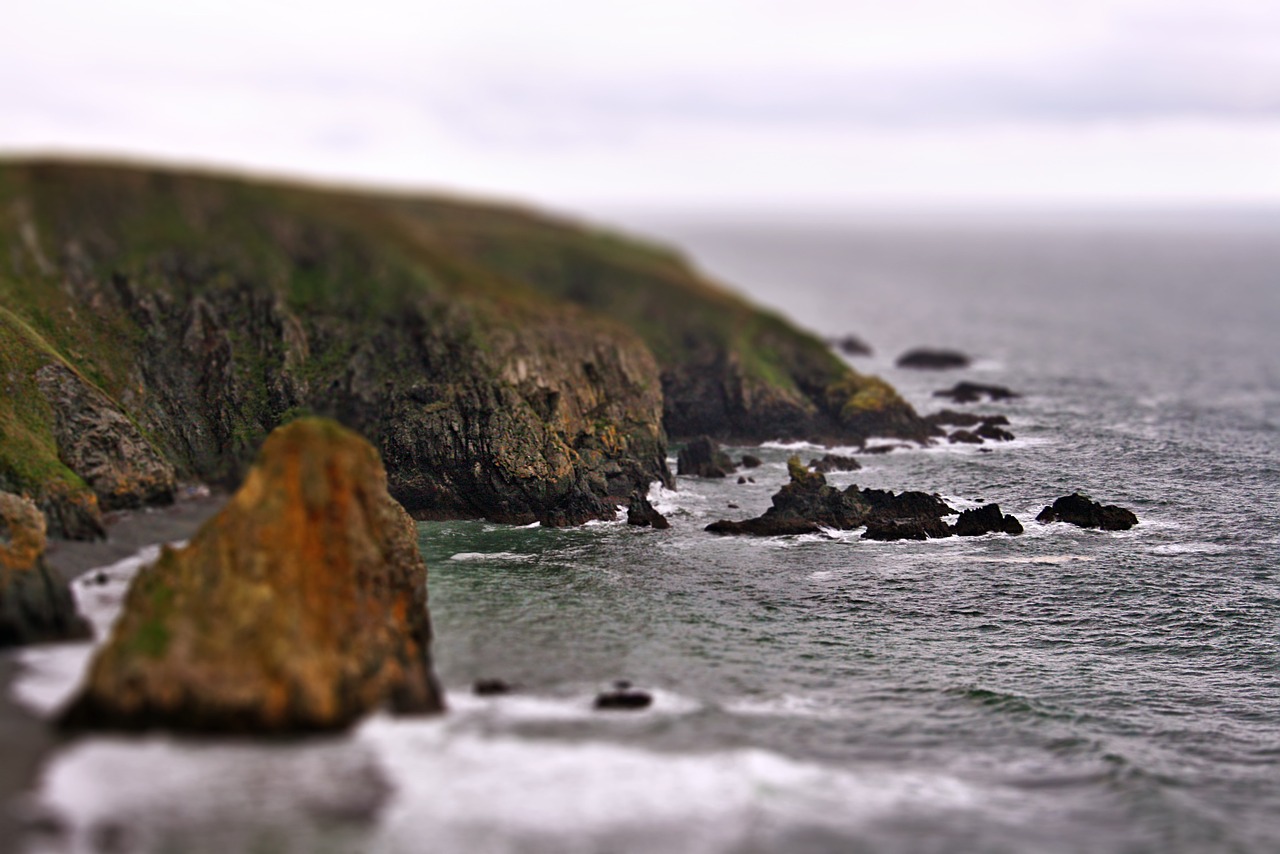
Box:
740;455;762;469
594;688;653;711
896;349;970;370
748;477;756;483
60;419;444;733
677;436;737;478
933;382;1020;404
949;430;983;445
925;409;1009;428
474;679;516;696
1036;493;1138;531
976;422;1015;442
808;454;862;473
737;476;747;484
626;493;670;530
708;458;954;538
829;335;873;357
862;517;953;541
861;444;905;455
954;503;1022;536
727;503;740;509
0;492;92;647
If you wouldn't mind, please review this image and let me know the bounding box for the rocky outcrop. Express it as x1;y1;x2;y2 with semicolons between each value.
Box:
35;363;176;511
809;454;861;473
59;419;443;733
0;492;90;646
626;493;670;529
677;436;736;478
897;349;970;369
953;503;1023;536
924;410;1010;428
933;382;1020;403
1036;494;1138;531
706;457;955;538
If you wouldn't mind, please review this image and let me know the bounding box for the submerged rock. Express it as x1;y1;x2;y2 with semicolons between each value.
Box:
828;334;873;356
594;682;653;711
1036;493;1138;531
933;382;1020;403
949;430;983;445
808;454;862;474
740;455;762;469
677;437;737;478
626;493;670;529
0;492;91;647
60;418;444;733
924;409;1010;428
953;503;1023;536
896;349;970;370
473;679;516;696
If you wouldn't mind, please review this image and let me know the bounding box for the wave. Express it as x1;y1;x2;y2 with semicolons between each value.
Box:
448;551;537;563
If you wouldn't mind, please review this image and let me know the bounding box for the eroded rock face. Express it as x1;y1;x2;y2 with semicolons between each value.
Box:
1036;494;1138;531
60;419;443;733
36;363;177;512
0;492;90;646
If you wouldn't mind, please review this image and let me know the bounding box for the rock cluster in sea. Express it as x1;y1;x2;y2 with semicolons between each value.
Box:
60;419;444;733
677;437;738;478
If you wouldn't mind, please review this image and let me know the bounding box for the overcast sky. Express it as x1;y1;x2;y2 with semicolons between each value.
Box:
5;0;1280;212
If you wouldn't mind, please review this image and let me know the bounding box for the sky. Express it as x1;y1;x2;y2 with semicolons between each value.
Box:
5;0;1280;213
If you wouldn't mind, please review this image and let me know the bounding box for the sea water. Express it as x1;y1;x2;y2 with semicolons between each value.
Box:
13;213;1280;853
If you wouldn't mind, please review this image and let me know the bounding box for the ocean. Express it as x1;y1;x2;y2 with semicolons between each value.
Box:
10;212;1280;853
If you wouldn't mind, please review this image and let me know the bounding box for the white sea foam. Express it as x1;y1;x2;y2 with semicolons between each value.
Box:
448;551;535;563
1147;542;1231;556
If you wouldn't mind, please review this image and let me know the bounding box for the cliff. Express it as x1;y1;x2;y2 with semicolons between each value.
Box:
0;160;925;535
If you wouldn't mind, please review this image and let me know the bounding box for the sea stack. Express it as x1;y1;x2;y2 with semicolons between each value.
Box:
60;418;444;733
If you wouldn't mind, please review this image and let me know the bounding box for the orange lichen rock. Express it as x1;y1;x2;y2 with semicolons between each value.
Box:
60;418;443;732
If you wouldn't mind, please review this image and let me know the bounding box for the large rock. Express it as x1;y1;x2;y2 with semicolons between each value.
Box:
953;503;1023;536
60;419;443;733
0;492;91;646
1036;493;1138;531
677;436;737;478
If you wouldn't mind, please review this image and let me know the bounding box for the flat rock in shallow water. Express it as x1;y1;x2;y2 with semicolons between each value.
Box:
808;454;862;473
1036;493;1138;531
60;418;444;733
933;382;1020;403
896;349;970;369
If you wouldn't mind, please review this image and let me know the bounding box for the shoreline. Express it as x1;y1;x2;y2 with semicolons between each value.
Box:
0;493;224;850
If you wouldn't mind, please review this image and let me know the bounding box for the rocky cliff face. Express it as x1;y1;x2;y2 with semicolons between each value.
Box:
0;160;920;534
60;419;443;732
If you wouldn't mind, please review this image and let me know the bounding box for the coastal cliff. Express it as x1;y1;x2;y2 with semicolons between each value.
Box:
0;160;924;534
